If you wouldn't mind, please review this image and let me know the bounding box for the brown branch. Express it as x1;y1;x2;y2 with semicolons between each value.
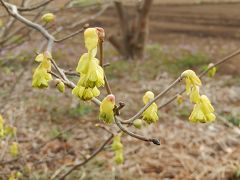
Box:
17;0;55;11
98;33;112;94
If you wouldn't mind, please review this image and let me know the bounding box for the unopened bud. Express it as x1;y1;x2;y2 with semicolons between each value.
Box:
41;13;55;23
133;119;142;129
207;63;217;77
55;79;65;93
96;27;105;42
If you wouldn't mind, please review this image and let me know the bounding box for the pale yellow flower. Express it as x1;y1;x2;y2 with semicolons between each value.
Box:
181;69;201;94
112;134;124;165
99;94;115;124
32;67;52;88
72;85;100;101
84;28;99;51
189;86;200;103
142;91;158;124
78;58;104;88
189;95;215;123
207;63;217;77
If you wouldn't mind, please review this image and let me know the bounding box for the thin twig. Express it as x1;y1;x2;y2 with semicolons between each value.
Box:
114;117;160;145
122;77;182;124
158;47;240;110
56;134;114;180
18;0;55;11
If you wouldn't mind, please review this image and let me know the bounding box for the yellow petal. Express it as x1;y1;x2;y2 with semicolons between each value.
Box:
84;28;98;51
190;86;200;103
35;53;44;62
143;91;154;104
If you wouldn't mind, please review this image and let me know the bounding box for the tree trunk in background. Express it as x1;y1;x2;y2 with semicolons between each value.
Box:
109;0;153;60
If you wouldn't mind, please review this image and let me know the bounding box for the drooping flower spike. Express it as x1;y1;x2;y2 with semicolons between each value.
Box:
112;133;124;165
99;94;115;124
32;52;52;88
189;95;215;123
72;27;105;101
142;91;158;124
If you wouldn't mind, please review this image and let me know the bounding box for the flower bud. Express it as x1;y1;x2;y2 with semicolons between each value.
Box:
55;79;65;93
207;63;217;77
114;152;124;165
41;13;55;23
133;119;142;129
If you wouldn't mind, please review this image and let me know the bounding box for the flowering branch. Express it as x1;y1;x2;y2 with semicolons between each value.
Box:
158;47;240;110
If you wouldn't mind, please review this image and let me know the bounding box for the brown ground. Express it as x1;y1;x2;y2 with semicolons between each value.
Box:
0;1;240;180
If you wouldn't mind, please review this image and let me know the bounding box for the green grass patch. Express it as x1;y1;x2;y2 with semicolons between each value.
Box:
163;52;210;75
225;114;240;127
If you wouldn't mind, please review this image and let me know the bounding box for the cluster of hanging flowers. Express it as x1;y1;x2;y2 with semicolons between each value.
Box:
72;28;105;101
141;91;159;124
111;133;124;164
181;70;215;123
32;52;52;88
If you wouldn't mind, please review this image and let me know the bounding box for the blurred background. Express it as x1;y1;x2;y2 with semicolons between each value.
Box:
0;0;240;179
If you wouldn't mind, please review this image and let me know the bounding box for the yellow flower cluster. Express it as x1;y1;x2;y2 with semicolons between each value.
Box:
32;52;52;88
141;91;158;124
99;94;115;124
181;70;215;123
72;28;104;100
111;134;124;165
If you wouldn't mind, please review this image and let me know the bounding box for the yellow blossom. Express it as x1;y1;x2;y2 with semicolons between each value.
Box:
112;134;124;165
84;28;99;51
189;86;200;103
32;67;52;88
181;70;202;94
207;63;217;77
189;95;215;123
32;52;52;88
114;152;124;165
78;58;104;88
142;91;158;124
99;94;115;124
112;134;123;151
9;142;19;157
41;13;55;23
72;85;100;101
